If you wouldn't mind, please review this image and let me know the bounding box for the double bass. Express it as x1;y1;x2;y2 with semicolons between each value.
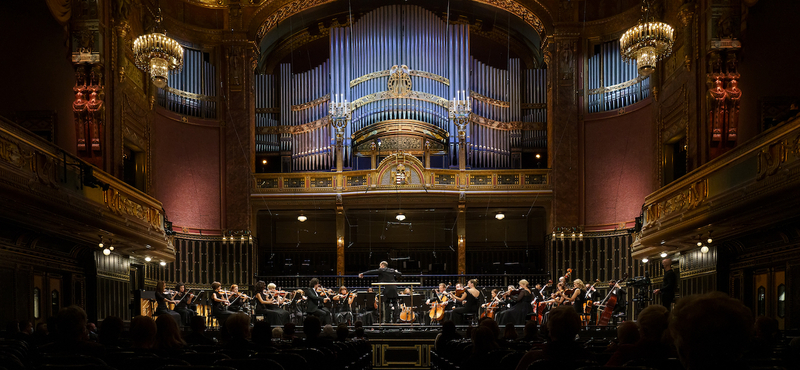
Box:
597;274;627;326
429;282;451;322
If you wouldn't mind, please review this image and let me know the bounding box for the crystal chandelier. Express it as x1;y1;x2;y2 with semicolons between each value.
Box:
133;9;183;88
620;0;674;76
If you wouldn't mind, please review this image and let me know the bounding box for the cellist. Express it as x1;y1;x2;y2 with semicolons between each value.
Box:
425;283;451;324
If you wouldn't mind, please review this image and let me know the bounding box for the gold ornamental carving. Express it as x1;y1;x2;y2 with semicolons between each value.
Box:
756;140;787;180
103;188;165;232
291;93;330;112
644;179;708;227
162;85;217;102
350;68;450;88
588;75;649;95
350;90;450;110
256;116;330;135
470;91;510;108
470;115;544;131
387;65;413;97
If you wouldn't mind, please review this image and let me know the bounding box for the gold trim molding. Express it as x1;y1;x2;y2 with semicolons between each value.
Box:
350;69;450;88
588;75;649;95
471;91;510;108
643;178;708;229
162;86;217;102
350;90;450;110
471;115;544;131
256;116;330;135
291;94;330;112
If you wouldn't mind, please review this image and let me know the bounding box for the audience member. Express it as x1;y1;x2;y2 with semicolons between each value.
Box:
98;316;127;348
519;320;543;342
503;322;518;341
514;305;592;370
462;325;499;370
154;314;186;351
251;320;273;346
129;315;157;350
222;313;254;349
321;324;336;339
749;316;780;358
39;305;104;356
604;321;639;354
336;323;350;342
272;327;284;339
184;315;215;345
283;322;297;341
33;322;49;346
435;320;462;352
670;291;753;370
606;305;671;366
86;322;98;341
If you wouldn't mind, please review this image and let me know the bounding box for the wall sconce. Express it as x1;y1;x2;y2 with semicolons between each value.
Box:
337;237;344;247
552;227;583;241
458;235;465;246
222;230;254;244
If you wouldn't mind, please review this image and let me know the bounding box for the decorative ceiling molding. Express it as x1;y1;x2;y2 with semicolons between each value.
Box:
253;0;548;43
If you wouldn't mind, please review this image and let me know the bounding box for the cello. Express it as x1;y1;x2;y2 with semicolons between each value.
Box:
429;282;451;322
597;274;627;326
582;279;600;326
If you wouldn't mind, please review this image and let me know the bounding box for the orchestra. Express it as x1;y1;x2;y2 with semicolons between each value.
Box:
146;267;629;329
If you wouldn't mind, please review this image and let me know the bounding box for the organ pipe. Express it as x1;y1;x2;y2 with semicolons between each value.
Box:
587;40;650;113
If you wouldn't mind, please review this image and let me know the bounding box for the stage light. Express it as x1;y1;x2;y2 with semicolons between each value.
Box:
102;248;111;256
396;213;406;221
145;256;152;262
495;212;505;220
700;245;709;254
298;215;307;222
642;258;649;263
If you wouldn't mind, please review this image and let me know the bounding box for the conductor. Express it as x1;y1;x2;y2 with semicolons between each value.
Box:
359;261;402;323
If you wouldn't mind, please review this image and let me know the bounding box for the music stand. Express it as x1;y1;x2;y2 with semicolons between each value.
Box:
371;282;420;326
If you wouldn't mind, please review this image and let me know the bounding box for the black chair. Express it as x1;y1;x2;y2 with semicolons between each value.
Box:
576;367;657;370
283;348;325;368
35;365;116;370
159;366;236;370
36;354;108;367
498;351;525;369
215;358;284;370
177;352;231;366
0;353;24;370
214;349;256;359
624;358;684;370
189;345;220;353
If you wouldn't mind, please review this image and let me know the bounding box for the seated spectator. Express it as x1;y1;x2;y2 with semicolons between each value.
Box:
222;313;255;349
514;305;592;370
129;315;157;350
435;320;462;352
39;305;104;356
605;320;640;354
283;322;297;341
86;322;98;341
354;327;367;340
272;327;283;339
519;320;543;342
462;325;500;370
606;305;671;366
251;320;273;347
670;291;753;370
321;324;336;339
478;318;501;347
749;316;780;358
155;314;186;351
98;316;128;348
503;322;518;341
33;322;49;346
336;323;349;342
184;315;215;345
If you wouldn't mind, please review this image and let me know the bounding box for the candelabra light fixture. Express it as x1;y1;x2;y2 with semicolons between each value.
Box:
329;94;351;140
620;0;674;76
551;227;584;241
449;90;472;139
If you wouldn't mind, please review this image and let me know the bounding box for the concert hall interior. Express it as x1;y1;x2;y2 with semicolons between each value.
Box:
1;0;800;368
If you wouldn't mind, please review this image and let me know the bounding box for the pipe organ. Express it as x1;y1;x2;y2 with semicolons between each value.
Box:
255;5;548;171
157;48;217;119
587;40;650;113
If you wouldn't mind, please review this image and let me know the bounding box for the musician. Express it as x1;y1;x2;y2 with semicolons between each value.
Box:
585;282;602;323
254;281;290;325
451;283;468;305
653;258;677;311
451;279;480;325
304;278;332;325
333;286;355;325
563;279;587;315
425;283;452;324
496;280;533;325
172;283;197;326
359;261;402;323
227;284;250;312
155;281;183;325
609;280;627;316
210;281;234;325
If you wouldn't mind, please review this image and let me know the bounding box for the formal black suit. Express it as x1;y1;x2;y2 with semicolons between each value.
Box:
362;267;402;323
303;287;332;325
661;269;677;311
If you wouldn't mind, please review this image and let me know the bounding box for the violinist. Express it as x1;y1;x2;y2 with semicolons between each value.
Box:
304;278;332;325
563;279;587;314
451;279;480;325
451;283;468;305
333;286;356;325
172;283;197;326
155;281;183;325
227;284;250;312
211;281;233;325
495;279;533;325
254;281;290;325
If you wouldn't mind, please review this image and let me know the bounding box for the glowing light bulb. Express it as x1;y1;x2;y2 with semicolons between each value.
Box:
700;246;709;254
660;252;668;258
102;248;111;256
145;256;152;262
495;212;505;220
160;261;167;266
642;258;649;263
